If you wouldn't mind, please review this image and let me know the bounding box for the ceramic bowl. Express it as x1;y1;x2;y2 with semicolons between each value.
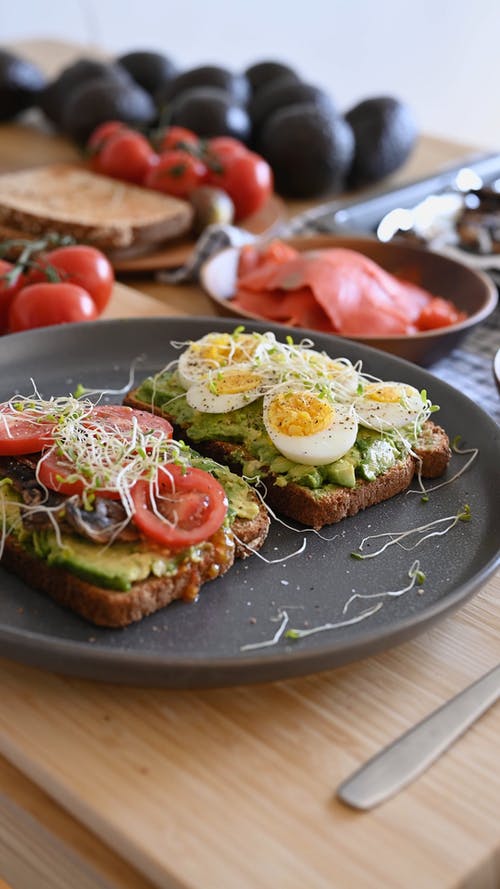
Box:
200;234;498;366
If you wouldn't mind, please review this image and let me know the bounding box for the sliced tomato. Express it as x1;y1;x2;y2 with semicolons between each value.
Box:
0;406;55;455
131;463;228;549
85;405;173;442
37;450;125;498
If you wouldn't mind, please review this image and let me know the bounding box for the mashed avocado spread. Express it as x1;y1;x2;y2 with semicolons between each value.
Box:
134;371;417;491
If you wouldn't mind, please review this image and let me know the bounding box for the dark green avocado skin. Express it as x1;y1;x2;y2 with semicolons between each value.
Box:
0;49;46;121
258;103;354;198
346;95;419;186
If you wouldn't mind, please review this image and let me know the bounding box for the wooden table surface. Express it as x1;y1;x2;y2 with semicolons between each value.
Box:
1;90;499;889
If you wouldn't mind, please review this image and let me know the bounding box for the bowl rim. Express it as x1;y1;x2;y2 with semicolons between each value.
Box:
199;234;498;342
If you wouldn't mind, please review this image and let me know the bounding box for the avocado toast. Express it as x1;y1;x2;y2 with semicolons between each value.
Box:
125;330;451;529
0;397;269;627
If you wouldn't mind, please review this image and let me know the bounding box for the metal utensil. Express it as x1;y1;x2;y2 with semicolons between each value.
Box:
337;664;500;810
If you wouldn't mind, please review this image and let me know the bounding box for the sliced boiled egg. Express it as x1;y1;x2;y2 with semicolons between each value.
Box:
263;388;358;465
177;331;263;389
304;352;361;400
186;366;270;413
355;381;423;430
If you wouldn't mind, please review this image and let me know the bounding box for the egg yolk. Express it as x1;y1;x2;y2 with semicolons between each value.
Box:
364;384;415;404
267;392;334;437
192;334;258;366
212;370;263;395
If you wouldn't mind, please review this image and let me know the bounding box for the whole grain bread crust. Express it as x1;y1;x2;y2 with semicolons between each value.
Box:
1;530;233;628
125;389;451;530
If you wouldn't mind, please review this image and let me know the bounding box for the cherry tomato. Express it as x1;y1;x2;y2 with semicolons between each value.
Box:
206;136;247;167
0;259;28;334
131;463;228;549
39;245;114;314
0;405;55;455
207;150;273;220
37;449;126;498
93;130;158;184
87;120;127;156
144;150;207;198
417;297;466;330
86;405;173;443
158;126;199;152
8;283;98;332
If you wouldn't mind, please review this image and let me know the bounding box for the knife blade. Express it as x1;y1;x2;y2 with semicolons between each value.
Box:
337;663;500;810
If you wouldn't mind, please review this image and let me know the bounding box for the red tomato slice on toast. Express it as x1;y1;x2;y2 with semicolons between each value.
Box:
0;407;55;455
131;463;228;549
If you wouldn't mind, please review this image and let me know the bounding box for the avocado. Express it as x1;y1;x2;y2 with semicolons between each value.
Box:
259;103;354;198
61;77;156;144
345;95;419;186
324;458;356;488
250;78;335;136
158;65;250;108
116;49;177;97
0;48;46;121
357;438;399;482
170;87;251;142
40;58;132;127
244;60;300;96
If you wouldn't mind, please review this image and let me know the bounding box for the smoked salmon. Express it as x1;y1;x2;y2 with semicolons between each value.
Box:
234;242;465;335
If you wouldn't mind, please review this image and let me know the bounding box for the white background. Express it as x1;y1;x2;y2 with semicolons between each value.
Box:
2;0;499;150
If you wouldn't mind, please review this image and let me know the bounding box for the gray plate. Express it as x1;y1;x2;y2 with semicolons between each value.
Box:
0;317;499;688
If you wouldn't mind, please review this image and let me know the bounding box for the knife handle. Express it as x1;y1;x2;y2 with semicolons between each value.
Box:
337;663;500;810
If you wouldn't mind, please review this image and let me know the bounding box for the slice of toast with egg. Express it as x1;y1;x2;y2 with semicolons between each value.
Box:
124;330;452;530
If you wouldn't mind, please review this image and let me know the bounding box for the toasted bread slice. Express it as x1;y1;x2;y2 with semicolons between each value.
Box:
0;163;193;250
126;388;451;530
0;458;269;628
1;530;233;628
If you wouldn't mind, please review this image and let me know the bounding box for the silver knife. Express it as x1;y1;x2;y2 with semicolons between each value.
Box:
337;663;500;810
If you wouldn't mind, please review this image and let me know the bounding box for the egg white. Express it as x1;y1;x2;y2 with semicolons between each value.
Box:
355;381;423;430
177;332;264;390
263;389;358;466
186;366;270;413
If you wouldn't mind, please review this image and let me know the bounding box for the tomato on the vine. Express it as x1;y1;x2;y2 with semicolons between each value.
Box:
39;245;114;314
158;126;199;153
131;463;228;549
206;136;247;167
93;129;158;183
87;120;126;155
8;282;98;332
144;150;207;198
207;150;273;219
0;259;27;334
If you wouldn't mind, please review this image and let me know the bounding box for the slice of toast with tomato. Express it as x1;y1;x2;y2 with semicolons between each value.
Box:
0;401;269;627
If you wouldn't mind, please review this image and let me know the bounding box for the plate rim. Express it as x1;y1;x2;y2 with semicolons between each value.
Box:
1;316;499;687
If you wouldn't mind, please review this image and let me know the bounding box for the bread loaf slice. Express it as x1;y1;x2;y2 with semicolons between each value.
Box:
0;460;269;628
0;163;193;250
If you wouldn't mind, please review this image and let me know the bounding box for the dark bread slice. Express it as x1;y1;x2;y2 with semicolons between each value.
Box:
0;463;269;627
232;499;270;558
1;529;233;628
125;390;451;530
